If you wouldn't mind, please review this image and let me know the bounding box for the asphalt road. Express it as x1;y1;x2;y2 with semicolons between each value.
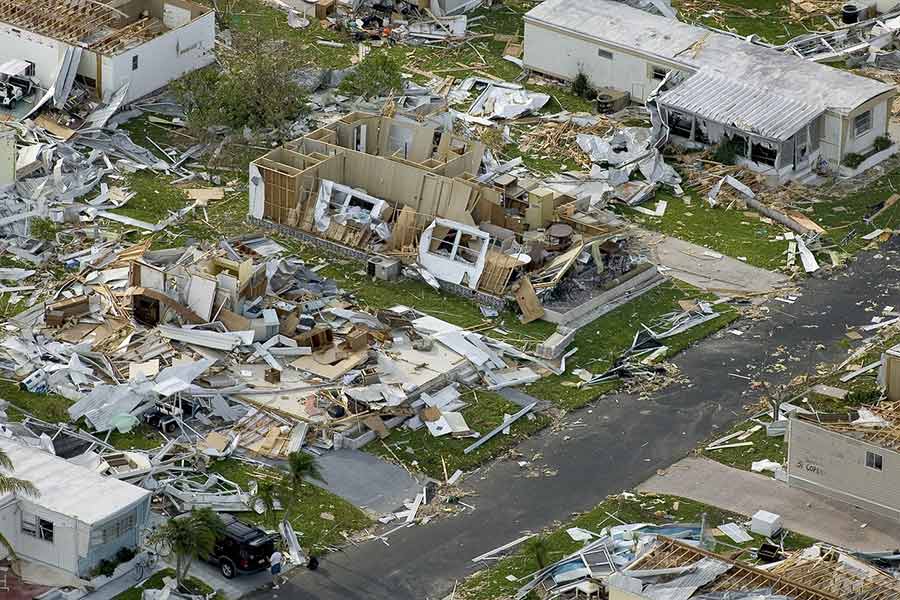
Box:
249;241;900;600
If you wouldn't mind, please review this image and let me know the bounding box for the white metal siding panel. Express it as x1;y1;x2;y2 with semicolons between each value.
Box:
104;11;215;102
523;22;662;102
0;127;14;187
14;498;81;574
787;418;900;520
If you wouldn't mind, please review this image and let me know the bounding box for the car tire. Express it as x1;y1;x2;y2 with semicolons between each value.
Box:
220;558;236;579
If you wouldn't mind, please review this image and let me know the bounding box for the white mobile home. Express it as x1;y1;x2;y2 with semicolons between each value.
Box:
787;410;900;521
0;0;215;104
0;438;151;579
524;0;897;179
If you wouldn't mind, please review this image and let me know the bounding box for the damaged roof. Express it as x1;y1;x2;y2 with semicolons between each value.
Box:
0;437;150;524
525;0;895;114
657;70;825;141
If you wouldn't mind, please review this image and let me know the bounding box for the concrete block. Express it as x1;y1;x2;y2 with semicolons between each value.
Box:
536;326;575;360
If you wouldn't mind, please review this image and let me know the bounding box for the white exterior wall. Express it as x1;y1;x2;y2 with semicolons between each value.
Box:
523;21;683;103
0;125;14;187
787;417;900;521
0;497;85;574
103;10;215;103
0;24;63;89
845;97;890;155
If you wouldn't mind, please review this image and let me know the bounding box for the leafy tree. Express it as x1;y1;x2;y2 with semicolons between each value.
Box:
150;508;224;587
339;52;403;99
0;448;38;560
173;31;309;136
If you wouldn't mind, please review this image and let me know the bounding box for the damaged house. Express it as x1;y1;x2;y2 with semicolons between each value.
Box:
250;113;660;322
523;0;897;180
0;437;151;582
0;0;215;105
786;403;900;522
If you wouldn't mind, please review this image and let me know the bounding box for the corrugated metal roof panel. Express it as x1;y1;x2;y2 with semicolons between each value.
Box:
657;70;825;141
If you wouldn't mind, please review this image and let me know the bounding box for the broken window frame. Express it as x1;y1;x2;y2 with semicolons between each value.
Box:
427;227;486;266
22;513;54;542
649;65;669;81
854;110;872;138
668;110;693;139
866;450;883;471
749;139;778;167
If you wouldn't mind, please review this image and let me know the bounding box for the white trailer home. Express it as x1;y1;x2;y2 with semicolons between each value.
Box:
0;437;151;580
523;0;897;180
787;410;900;521
0;0;215;104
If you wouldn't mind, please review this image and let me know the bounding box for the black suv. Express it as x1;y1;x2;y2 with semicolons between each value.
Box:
208;514;279;578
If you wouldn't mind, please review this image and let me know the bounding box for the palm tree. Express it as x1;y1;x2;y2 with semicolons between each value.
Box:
254;481;291;531
286;451;325;489
0;448;38;497
282;451;325;519
0;447;39;561
150;508;223;588
526;535;550;570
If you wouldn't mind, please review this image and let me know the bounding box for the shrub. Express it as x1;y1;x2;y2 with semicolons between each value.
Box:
843;152;865;169
172;31;309;135
339;52;403;99
875;135;892;152
711;137;740;165
571;71;593;100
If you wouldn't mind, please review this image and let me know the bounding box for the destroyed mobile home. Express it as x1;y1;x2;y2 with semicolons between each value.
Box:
0;0;215;107
250;112;666;325
473;501;900;600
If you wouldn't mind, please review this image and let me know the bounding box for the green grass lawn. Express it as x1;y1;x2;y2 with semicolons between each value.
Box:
672;0;821;43
1;380;72;423
625;190;793;272
370;390;549;480
114;568;223;600
457;491;817;600
524;283;739;409
208;458;373;552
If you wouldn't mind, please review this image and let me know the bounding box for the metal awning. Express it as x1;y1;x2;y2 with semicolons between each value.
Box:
657;70;825;142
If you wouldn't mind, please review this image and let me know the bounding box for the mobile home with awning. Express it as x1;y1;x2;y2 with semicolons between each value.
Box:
523;0;897;180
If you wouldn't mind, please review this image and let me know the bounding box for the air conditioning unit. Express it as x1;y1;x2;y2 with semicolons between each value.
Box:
367;256;401;281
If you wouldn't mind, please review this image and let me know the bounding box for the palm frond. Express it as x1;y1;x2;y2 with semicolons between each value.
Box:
0;476;38;498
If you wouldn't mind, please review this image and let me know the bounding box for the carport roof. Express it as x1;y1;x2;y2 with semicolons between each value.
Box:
657;70;825;141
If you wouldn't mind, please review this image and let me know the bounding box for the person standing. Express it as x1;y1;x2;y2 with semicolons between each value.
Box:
269;549;284;589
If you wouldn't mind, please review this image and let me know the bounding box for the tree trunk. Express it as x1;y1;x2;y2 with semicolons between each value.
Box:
180;556;194;587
